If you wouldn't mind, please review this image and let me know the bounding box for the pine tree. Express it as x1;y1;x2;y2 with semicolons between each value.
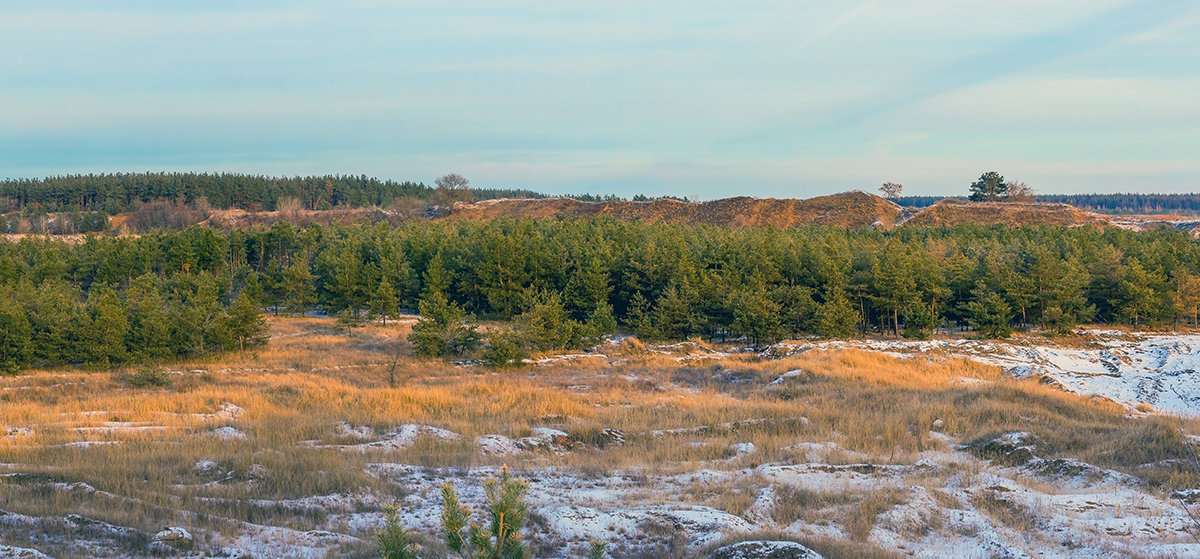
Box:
0;294;32;374
524;291;579;350
731;290;783;345
377;505;420;559
965;282;1014;339
224;291;269;351
968;171;1008;201
651;285;700;340
373;278;399;325
127;275;174;360
817;284;860;339
872;248;916;335
85;287;129;365
564;257;611;321
281;261;316;315
584;301;617;341
1118;261;1162;327
408;291;481;358
439;467;530;559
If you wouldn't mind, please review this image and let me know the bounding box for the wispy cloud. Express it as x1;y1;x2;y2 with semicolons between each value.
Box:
0;1;1198;195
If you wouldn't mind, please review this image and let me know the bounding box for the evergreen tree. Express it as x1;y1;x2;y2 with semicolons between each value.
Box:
817;284;860;339
1172;271;1200;327
626;291;654;339
523;291;580;350
871;249;916;335
731;290;783;345
968;171;1008;201
373;278;399;325
84;287;129;365
1117;261;1163;327
563;257;611;321
224;290;269;351
481;331;529;368
282;261;316;315
584;301;617;341
0;294;32;374
651;285;700;340
408;291;481;358
439;467;530;559
901;300;939;340
772;284;819;337
126;275;174;360
965;282;1014;339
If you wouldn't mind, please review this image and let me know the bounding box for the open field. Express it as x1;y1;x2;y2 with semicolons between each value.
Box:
3;317;1200;558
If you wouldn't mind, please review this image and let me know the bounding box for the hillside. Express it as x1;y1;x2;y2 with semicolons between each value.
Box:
901;198;1109;228
450;191;905;228
448;191;1126;230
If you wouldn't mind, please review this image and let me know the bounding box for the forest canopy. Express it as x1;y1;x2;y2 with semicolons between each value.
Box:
3;218;1200;372
0;172;542;214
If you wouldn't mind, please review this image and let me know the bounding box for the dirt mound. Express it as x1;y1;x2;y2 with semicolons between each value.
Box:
449;191;903;229
903;198;1107;228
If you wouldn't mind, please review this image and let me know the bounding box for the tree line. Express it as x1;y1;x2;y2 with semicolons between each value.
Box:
4;218;1200;370
0;172;542;214
901;193;1200;215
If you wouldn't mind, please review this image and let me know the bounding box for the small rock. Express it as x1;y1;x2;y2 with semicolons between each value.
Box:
966;432;1037;466
194;459;219;473
711;540;823;559
931;419;944;430
209;426;248;440
730;442;756;456
153;527;194;551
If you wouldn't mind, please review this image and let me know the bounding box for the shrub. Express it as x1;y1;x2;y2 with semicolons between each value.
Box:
126;368;172;388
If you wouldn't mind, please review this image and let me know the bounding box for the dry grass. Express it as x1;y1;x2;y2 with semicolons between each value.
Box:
1;316;1198;552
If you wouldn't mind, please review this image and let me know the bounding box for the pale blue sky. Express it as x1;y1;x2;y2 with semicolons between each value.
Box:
1;1;1198;198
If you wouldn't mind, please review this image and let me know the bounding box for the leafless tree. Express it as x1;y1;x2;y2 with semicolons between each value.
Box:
1004;181;1034;202
433;173;474;206
879;182;903;201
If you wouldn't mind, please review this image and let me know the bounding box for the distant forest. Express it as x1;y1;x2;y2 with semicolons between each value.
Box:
2;172;1197;217
0;172;543;214
900;194;1200;215
5;219;1200;372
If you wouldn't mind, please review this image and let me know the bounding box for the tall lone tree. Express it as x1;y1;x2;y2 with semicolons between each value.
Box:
879;182;903;201
968;171;1008;201
434;173;474;205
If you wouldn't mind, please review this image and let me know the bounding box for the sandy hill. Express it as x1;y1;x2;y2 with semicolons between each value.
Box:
901;198;1109;228
449;191;906;229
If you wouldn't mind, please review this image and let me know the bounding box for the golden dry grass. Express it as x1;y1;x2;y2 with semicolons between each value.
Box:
1;315;1198;548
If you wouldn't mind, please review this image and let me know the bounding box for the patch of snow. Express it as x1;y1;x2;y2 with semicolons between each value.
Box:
711;540;824;559
765;329;1200;416
0;545;53;559
478;434;520;455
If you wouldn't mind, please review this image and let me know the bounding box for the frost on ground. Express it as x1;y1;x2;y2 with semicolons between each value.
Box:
6;430;1198;558
8;328;1200;558
767;329;1200;416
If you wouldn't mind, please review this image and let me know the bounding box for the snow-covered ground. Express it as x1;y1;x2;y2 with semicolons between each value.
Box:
7;330;1200;558
768;329;1200;416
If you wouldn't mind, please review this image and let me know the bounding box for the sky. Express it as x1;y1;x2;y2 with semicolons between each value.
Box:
1;1;1198;199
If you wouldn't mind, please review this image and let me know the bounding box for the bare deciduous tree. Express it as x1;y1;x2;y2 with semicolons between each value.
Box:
879;182;903;201
1004;181;1034;202
433;173;474;206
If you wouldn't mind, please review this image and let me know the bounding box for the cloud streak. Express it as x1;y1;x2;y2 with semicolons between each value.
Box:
0;1;1197;196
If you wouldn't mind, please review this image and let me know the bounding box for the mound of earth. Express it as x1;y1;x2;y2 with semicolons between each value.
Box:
903;198;1107;227
448;191;904;229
